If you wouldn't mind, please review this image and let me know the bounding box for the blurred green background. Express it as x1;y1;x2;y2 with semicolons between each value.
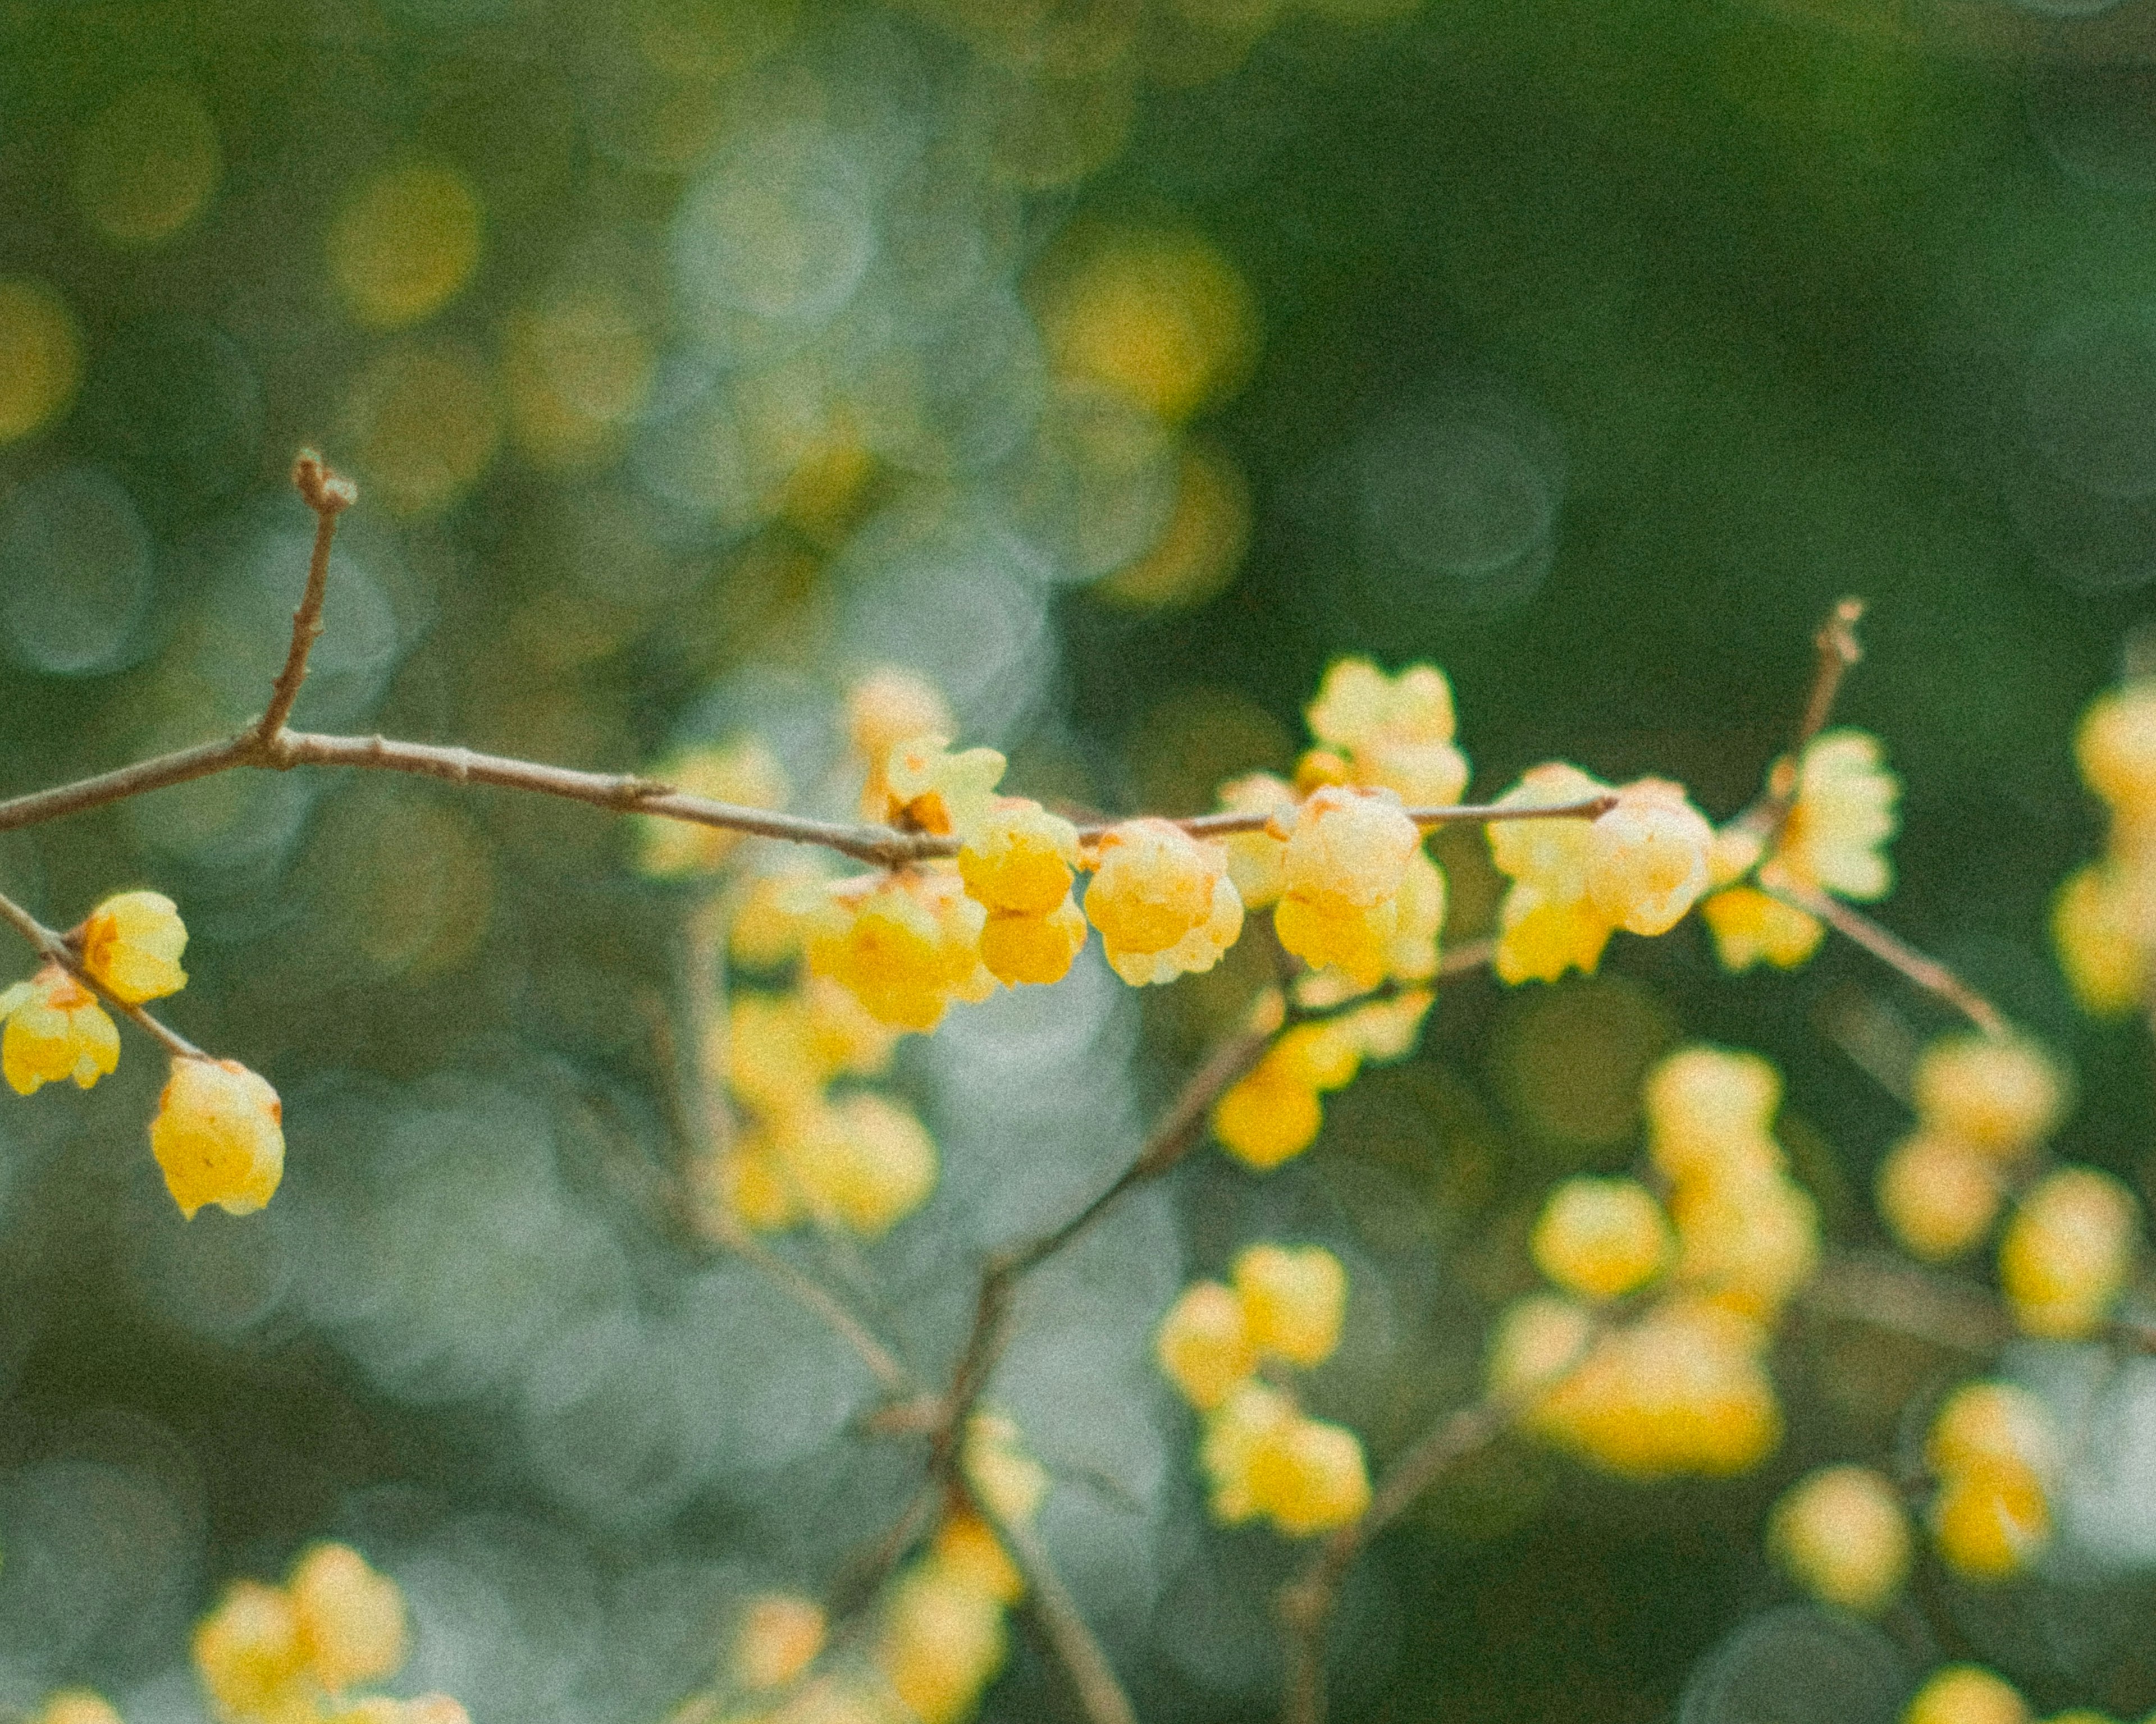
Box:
1;0;2154;1718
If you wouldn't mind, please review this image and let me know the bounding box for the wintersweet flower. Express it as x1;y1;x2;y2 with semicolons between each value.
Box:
1231;1243;1347;1368
877;1564;1007;1724
77;889;188;1003
847;667;953;817
1643;1045;1781;1182
881;737;1006;837
1216;772;1297;908
1155;1280;1257;1410
960;798;1088;986
1249;1415;1372;1535
193;1579;306;1722
1582;780;1713;936
780;1092;938;1237
732;1593;827;1691
1769;1466;1911;1615
1531;1178;1671;1302
289;1543;406;1696
1271;785;1423;985
0;963;120;1094
148;1057;285;1219
1876;1133;2002;1261
808;869;994;1031
2052;862;2144;1016
1305;658;1470;807
32;1695;122;1724
1924;1382;2055;1581
1487;762;1612;983
1210;1016;1363;1170
633;739;787;877
2075;676;2156;821
1998;1167;2137;1340
1904;1667;2030;1724
1911;1035;2064;1159
1697;883;1823;972
1082;818;1243;985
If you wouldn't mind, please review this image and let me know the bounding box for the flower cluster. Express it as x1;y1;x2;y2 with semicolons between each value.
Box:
1300;657;1470;807
1923;1380;2056;1581
1701;729;1899;972
193;1542;466;1724
1209;988;1432;1170
2053;678;2156;1019
1491;1045;1816;1477
1155;1243;1371;1535
1486;767;1715;984
0;890;286;1219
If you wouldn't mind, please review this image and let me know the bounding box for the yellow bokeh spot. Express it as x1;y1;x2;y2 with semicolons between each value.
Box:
329;163;483;330
1037;226;1258;422
339;344;502;516
75;80;221;246
1092;438;1251;609
505;290;656;470
0;279;82;443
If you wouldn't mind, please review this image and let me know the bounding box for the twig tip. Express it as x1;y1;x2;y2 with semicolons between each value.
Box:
292;449;358;516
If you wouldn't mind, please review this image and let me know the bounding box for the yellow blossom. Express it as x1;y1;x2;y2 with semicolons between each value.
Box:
881;737;1006;837
634;739;788;877
965;1412;1050;1528
1305;658;1470;807
1774;729;1899;900
77;889;188;1003
1876;1133;2002;1261
2075;677;2156;821
1931;1462;2051;1581
848;667;953;818
778;1093;938;1237
1199;1380;1298;1524
2052;863;2145;1016
1155;1279;1256;1410
1531;1177;1671;1302
0;963;120;1094
1769;1465;1912;1615
290;1543;406;1696
1911;1035;2064;1158
876;1566;1006;1724
1082;818;1243;986
1487;763;1614;983
1583;780;1714;936
193;1579;308;1723
733;1593;827;1691
960;799;1087;986
148;1057;286;1220
808;869;994;1032
1999;1167;2138;1340
1486;1294;1596;1403
1643;1045;1781;1182
1668;1159;1819;1319
1701;881;1825;971
1232;1242;1347;1369
1905;1666;2031;1724
33;1694;125;1724
1217;772;1298;908
1248;1415;1372;1535
1271;786;1424;986
1210;1017;1362;1170
930;1512;1025;1607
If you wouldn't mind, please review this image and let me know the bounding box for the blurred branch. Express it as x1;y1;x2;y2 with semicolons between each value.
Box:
1738;597;1866;843
0;886;204;1061
971;1484;1140;1724
1276;1396;1515;1724
1801;1249;2156;1357
1764;876;2007;1039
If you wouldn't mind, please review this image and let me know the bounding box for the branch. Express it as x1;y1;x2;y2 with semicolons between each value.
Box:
972;1488;1140;1724
1276;1396;1513;1724
1746;597;1866;842
1764;875;2007;1039
1800;1249;2156;1357
258;451;357;749
0;888;204;1060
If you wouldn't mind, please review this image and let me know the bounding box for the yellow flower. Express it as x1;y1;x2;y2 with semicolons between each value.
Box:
1931;1462;2050;1581
1700;882;1825;972
1904;1666;2030;1724
1216;772;1298;908
1999;1167;2137;1340
193;1579;307;1723
289;1543;406;1696
1486;1294;1595;1403
1231;1242;1347;1369
634;739;788;877
1876;1133;2002;1261
32;1694;124;1724
1082;818;1243;986
1769;1465;1911;1615
77;889;188;1003
1774;729;1899;900
1210;1017;1362;1170
1911;1035;2064;1158
732;1593;827;1691
1583;780;1713;937
960;798;1088;986
1531;1178;1671;1302
1155;1279;1256;1410
149;1057;285;1220
779;1092;938;1237
1271;786;1424;987
807;868;994;1032
847;666;953;818
1304;658;1470;807
876;1565;1007;1724
0;963;120;1094
2052;862;2145;1016
2075;676;2156;822
964;1411;1050;1528
881;736;1007;837
1643;1045;1781;1183
930;1512;1025;1607
1487;762;1615;983
1668;1159;1819;1320
1247;1414;1372;1535
1925;1382;2057;1479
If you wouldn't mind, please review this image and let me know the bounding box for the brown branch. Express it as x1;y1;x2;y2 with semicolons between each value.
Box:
1763;875;2007;1039
971;1487;1140;1724
1799;1249;2156;1357
1277;1397;1513;1724
258;451;357;749
0;888;204;1061
1080;797;1618;846
1746;597;1867;842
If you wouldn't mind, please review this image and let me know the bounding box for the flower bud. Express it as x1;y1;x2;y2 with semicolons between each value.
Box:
77;889;188;1004
149;1057;285;1220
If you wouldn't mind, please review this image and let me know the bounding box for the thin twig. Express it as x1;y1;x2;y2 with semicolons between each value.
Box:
1276;1397;1513;1724
1763;875;2007;1039
1743;597;1867;843
974;1490;1140;1724
0;888;204;1060
258;451;357;749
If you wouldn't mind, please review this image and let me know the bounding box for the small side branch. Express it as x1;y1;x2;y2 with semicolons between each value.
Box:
1740;597;1867;843
974;1490;1140;1724
1765;876;2007;1039
258;451;359;752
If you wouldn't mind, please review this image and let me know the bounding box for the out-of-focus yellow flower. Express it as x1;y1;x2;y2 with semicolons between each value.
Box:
1924;1381;2055;1582
1487;762;1611;984
1774;730;1899;900
1082;818;1243;986
77;889;188;1004
1904;1666;2030;1724
1876;1133;2002;1261
1697;882;1826;972
733;1593;827;1691
2052;863;2145;1016
149;1057;285;1220
1583;780;1714;937
193;1579;307;1723
964;1413;1050;1529
1769;1465;1911;1614
1999;1167;2138;1341
0;963;120;1094
33;1693;125;1724
1531;1178;1671;1302
1911;1035;2064;1159
1643;1045;1781;1182
636;739;789;878
1155;1279;1255;1411
2076;679;2156;822
930;1512;1025;1607
1197;1381;1370;1535
780;1092;937;1237
1486;1294;1596;1403
876;1566;1007;1724
289;1544;406;1696
848;668;953;819
1231;1242;1347;1369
